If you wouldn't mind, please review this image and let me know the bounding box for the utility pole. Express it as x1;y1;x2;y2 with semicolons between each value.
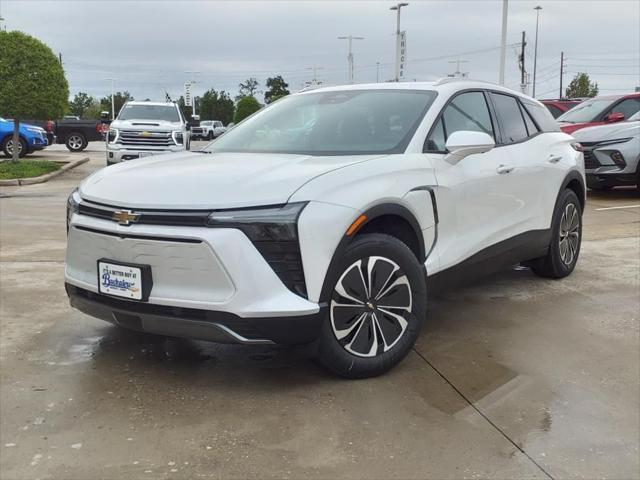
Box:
376;62;380;82
59;53;62;65
559;51;565;98
390;2;409;82
305;66;324;86
447;59;469;78
106;78;117;119
499;0;508;85
519;31;527;93
532;5;542;98
338;35;364;84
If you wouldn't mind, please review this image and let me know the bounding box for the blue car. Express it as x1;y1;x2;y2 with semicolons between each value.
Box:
0;117;49;158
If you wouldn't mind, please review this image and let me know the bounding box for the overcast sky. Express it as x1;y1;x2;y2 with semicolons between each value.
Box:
2;0;639;102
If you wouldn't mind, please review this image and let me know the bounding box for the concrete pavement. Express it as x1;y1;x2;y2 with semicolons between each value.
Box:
1;144;638;479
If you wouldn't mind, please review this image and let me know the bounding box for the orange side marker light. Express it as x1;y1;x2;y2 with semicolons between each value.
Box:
346;214;367;236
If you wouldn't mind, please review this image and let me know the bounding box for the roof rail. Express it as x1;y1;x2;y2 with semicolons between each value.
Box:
433;77;501;87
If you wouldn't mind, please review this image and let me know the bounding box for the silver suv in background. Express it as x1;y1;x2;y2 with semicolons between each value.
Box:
106;102;190;165
573;110;640;192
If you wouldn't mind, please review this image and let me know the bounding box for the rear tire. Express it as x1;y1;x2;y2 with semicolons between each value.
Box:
2;136;28;158
65;133;87;152
529;189;582;279
316;233;427;379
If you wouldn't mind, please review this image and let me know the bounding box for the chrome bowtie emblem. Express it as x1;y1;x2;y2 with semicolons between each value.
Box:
112;210;140;226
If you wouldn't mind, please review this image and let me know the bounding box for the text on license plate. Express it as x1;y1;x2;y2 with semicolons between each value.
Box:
98;261;143;300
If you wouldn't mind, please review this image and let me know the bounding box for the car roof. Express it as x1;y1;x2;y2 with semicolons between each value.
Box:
124;101;177;107
298;79;537;101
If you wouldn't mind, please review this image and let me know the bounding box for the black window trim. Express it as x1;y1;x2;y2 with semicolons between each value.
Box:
422;88;498;154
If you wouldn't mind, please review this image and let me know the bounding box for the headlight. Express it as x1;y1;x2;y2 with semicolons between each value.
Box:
107;129;118;143
66;188;81;232
206;202;307;241
172;131;183;145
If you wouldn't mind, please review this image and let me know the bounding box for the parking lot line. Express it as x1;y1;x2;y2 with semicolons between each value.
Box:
595;204;640;211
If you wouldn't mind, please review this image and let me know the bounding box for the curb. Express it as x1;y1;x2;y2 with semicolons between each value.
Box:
0;157;90;187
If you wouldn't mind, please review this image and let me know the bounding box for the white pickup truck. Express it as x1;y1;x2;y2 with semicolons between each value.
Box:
191;120;226;140
106;102;190;165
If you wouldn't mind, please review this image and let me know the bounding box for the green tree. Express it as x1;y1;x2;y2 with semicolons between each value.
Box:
234;96;261;123
0;31;69;161
264;76;290;104
237;77;260;100
69;92;95;118
565;73;599;99
84;100;104;120
199;89;235;125
100;91;134;118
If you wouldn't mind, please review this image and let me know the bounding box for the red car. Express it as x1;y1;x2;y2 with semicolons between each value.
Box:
541;99;581;118
557;93;640;134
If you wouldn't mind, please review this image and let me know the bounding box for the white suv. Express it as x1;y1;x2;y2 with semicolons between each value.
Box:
66;80;585;378
106;101;189;165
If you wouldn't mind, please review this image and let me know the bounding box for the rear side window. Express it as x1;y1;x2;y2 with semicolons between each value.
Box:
491;93;528;144
522;100;560;132
425;91;494;152
520;103;540;136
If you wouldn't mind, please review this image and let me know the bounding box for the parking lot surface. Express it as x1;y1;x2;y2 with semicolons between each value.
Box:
1;144;639;479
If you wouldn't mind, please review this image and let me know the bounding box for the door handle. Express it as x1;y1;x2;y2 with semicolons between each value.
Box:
496;164;514;175
548;154;563;163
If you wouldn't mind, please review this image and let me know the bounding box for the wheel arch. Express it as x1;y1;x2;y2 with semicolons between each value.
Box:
561;170;586;211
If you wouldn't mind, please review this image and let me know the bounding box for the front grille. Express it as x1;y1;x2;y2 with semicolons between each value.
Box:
116;130;174;147
253;241;307;297
78;200;210;227
191;127;204;135
76;200;308;298
583;149;601;169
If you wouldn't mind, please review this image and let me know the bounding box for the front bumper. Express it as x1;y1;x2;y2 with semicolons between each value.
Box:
65;214;323;345
106;144;186;164
586;171;638;188
66;284;324;345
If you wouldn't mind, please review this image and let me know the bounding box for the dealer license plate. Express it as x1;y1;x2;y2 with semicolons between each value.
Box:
98;261;144;300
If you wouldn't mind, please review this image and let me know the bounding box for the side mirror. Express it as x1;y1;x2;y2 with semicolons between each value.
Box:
444;131;495;164
605;112;625;123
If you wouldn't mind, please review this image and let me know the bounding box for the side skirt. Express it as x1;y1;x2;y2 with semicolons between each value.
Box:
427;229;551;294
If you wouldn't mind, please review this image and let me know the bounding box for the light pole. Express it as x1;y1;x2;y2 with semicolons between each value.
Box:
185;71;201;118
106;78;118;119
499;0;508;85
376;62;380;82
306;66;324;86
390;2;409;82
532;5;543;98
338;35;364;84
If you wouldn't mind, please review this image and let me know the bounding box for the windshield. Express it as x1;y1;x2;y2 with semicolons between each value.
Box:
118;104;180;122
209;89;437;155
557;98;616;123
201;121;213;126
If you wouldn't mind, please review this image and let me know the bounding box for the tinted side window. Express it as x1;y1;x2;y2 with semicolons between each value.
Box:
607;98;640;120
491;93;528;144
522;100;560;132
425;91;493;152
520;102;539;136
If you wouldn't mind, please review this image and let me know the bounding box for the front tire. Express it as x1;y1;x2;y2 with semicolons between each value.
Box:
317;233;427;379
2;136;28;158
65;133;87;152
529;189;582;278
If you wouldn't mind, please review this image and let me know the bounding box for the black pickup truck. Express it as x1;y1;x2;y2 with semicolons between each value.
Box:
55;119;109;152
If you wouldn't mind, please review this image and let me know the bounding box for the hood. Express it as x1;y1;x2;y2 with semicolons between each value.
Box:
80;151;382;209
559;121;603;134
572;121;640;143
110;119;182;131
